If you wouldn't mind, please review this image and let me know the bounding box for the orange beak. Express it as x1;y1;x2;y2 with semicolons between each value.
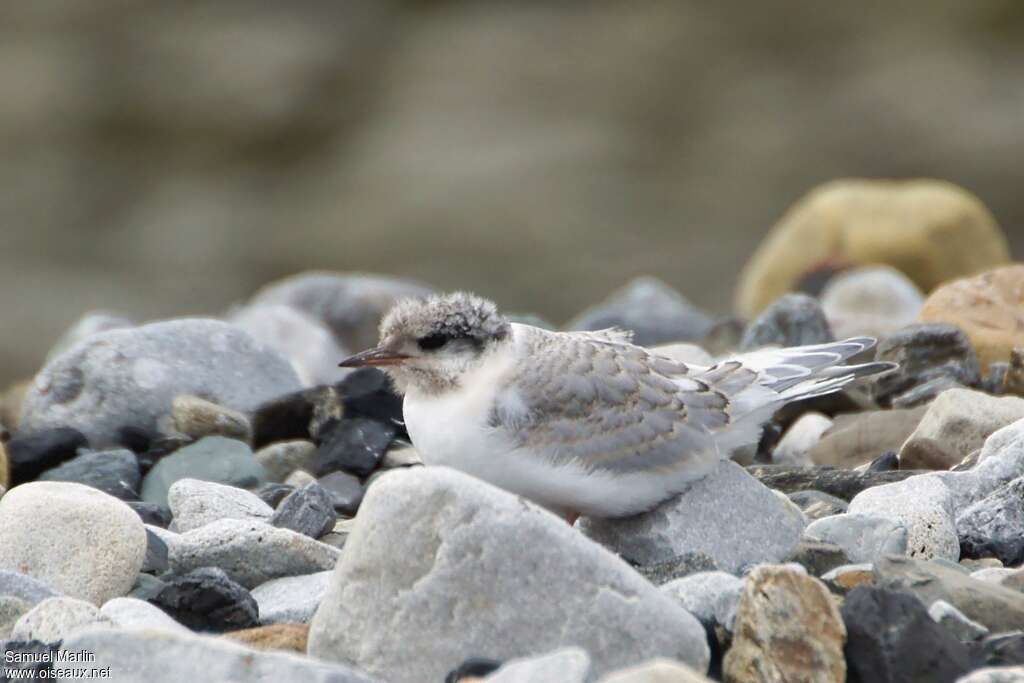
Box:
338;348;410;368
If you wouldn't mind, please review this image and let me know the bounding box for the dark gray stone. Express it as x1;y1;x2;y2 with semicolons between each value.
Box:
127;501;172;528
271;482;338;539
38;448;140;500
784;539;851;576
872;323;982;408
257;483;295;509
957;476;1024;565
317;471;365;516
143;528;169;573
6;428;88;485
312;417;394;478
140;437;266;507
740;293;834;350
747;464;927;501
150;567;258;632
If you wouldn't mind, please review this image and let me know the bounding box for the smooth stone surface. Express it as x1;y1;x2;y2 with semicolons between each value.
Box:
128;501;172;528
56;627;380;682
308;467;710;683
167;478;273;533
311;417;394;478
38;448;140;500
661;571;742;632
255;440;317;483
740;293;834;350
229;303;349;387
848;475;959;561
803;513;908;564
317;470;366;516
773;413;833;467
250;571;331;625
11;596;108;642
841;585;971;683
150;567;259;632
21;318;303;447
223;622;310;653
580;460;806;573
723;565;846;683
872;323;982;408
929;599;989;641
0;482;146;604
100;597;190;633
820;265;924;340
957;477;1024;565
169;518;341;589
810;407;926;469
787;490;848;520
902;389;1024;463
568;276;713;346
171;394;252;443
141;436;266;507
483;647;591;683
874;556;1024;632
597;659;712;683
5;427;88;485
270;482;337;539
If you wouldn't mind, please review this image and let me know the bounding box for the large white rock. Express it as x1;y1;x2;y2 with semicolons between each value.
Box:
0;482;146;604
20;318;303;447
307;467;710;683
168;478;273;532
849;475;959;561
900;388;1024;462
579;460;806;573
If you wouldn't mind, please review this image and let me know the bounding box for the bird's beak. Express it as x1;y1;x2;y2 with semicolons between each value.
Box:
338;347;410;368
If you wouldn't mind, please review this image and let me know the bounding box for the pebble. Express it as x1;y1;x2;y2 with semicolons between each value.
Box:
270;482;338;539
809;407;925;469
150;567;259;632
920;264;1024;374
787;490;848;520
873;555;1024;632
773;413;833;466
634;552;718;586
247;270;433;351
821;563;875;595
228;303;349;387
141;436;266;507
307;467;710;683
171;394;253;443
0;482;146;604
169;518;341;589
37;448;141;500
5;427;88;485
285;469;317;488
336;367;405;428
803;513;908;564
901;389;1024;464
723;565;846;683
784;539;852;577
841;585;971;683
848;474;959;560
580;460;806;573
250;571;331;625
957;476;1024;565
567;276;713;346
820;265;924;339
222;622;310;654
871;323;982;408
733;178;1009;316
256;482;295;508
660;571;742;632
251;385;341;449
596;659;712;683
255;440;317;483
143;527;170;573
11;596;109;642
482;647;591;683
127;501;172;528
57;626;380;682
317;471;366;516
311;417;395;478
100;596;191;634
20;318;303;447
167;478;273;533
740;293;834;350
928;599;989;641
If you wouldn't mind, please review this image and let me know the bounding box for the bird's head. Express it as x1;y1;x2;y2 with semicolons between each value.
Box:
339;291;511;395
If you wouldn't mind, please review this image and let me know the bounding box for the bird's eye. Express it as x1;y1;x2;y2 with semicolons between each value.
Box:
416;333;448;351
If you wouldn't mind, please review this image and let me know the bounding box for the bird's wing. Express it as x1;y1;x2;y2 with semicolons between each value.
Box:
490;329;752;476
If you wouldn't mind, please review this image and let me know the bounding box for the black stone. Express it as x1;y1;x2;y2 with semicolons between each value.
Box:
1;640;61;678
866;451;900;473
37;448;141;500
251;385;342;449
444;657;503;683
150;567;258;632
336;368;405;436
142;528;169;573
632;552;718;585
311;417;394;478
115;425;155;454
740;293;834;351
842;586;971;683
7;427;87;484
271;482;337;539
256;483;295;509
872;323;981;408
746;464;928;501
127;501;172;528
784;539;850;576
317;471;366;516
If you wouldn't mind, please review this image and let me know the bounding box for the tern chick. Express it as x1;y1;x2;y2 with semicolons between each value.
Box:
340;292;893;520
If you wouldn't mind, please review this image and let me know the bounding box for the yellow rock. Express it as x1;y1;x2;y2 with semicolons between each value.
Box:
735;179;1010;316
223;623;309;653
919;264;1024;375
0;441;8;490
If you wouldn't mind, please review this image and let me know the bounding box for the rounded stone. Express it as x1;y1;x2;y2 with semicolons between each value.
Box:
11;596;109;642
0;482;146;604
821;265;924;340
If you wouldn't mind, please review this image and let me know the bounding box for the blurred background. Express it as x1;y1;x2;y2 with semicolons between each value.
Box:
1;0;1023;384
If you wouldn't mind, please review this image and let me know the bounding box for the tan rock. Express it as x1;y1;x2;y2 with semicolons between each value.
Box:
735;179;1009;316
822;565;875;594
900;388;1024;462
223;623;309;653
171;395;253;443
597;658;712;683
723;565;846;683
0;441;8;490
0;380;30;433
898;437;960;471
810;407;926;469
919;264;1024;375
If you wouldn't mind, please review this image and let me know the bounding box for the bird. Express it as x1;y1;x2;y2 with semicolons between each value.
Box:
339;291;895;521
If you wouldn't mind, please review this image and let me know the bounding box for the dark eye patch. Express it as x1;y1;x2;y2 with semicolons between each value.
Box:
416;333;449;351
